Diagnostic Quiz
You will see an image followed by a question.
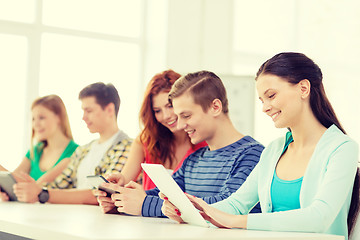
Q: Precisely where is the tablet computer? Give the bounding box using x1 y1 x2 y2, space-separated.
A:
141 163 209 227
0 171 18 201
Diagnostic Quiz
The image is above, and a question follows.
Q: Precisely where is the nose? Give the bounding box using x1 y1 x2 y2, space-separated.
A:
177 118 186 130
163 108 171 120
82 112 87 121
33 120 39 129
262 101 271 113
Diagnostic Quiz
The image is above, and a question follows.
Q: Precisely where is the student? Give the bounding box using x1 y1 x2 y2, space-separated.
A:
10 82 132 204
95 70 206 199
162 53 359 240
97 70 264 216
0 95 78 201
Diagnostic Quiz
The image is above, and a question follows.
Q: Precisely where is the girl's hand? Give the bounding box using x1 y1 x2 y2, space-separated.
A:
186 194 247 229
159 192 184 223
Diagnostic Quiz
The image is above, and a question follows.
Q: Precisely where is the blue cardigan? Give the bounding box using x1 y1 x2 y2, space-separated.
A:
212 125 358 239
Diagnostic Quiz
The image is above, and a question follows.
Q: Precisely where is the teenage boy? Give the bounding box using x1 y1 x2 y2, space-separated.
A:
13 82 132 204
97 71 264 216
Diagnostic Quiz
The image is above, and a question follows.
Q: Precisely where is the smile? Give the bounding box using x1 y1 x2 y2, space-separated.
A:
270 112 280 121
167 119 177 125
186 129 195 137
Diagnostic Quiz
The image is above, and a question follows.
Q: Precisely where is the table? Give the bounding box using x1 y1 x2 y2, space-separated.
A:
0 202 344 240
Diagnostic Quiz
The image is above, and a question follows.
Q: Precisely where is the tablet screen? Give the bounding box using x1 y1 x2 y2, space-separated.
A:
141 163 208 227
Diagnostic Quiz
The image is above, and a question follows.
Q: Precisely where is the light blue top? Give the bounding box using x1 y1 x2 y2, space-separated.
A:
271 132 303 212
212 125 358 240
271 171 303 212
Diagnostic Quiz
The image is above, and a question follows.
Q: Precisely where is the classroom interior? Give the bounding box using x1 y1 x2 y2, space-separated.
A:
0 1 360 240
0 0 359 172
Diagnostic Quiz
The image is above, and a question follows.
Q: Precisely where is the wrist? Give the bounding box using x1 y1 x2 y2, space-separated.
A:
240 215 248 229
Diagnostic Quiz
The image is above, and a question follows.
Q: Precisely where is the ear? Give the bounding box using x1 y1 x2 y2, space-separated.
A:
298 79 311 99
209 99 223 116
105 102 115 116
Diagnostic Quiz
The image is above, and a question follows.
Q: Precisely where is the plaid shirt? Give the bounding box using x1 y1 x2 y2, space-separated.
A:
45 130 132 189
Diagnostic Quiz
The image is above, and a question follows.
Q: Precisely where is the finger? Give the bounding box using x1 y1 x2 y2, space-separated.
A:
106 173 122 183
101 183 122 192
162 200 181 216
17 172 35 182
13 182 28 190
99 200 115 208
199 212 229 229
111 193 123 202
97 196 114 203
159 192 167 200
0 192 9 202
186 194 205 211
163 199 176 209
93 189 107 197
167 213 185 224
114 199 125 208
124 181 141 189
101 204 116 214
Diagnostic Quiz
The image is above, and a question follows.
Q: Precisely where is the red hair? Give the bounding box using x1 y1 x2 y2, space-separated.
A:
139 70 181 165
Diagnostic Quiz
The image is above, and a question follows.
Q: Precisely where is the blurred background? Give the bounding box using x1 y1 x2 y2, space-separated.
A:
0 0 359 170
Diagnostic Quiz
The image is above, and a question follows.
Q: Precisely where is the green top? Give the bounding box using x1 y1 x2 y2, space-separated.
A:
25 140 79 181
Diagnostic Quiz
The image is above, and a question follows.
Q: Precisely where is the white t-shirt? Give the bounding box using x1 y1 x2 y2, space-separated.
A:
76 131 119 189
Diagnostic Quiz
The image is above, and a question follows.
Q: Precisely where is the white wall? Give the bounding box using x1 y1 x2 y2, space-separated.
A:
163 0 360 147
1 0 359 170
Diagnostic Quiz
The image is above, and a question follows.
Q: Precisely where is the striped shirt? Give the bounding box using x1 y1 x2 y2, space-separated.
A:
142 136 264 217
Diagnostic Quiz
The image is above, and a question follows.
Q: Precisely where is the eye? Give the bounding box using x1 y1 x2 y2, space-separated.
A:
153 109 160 114
269 93 276 99
181 115 190 119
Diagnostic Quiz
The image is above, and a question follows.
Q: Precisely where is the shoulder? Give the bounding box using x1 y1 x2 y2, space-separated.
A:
68 140 79 149
233 136 265 157
320 125 357 147
315 125 358 158
261 135 287 156
77 140 94 151
113 138 133 149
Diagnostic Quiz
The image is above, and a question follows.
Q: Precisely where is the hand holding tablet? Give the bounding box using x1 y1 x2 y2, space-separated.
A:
141 163 209 227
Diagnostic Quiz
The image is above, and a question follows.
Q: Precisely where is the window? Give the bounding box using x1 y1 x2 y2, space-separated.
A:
0 34 28 170
0 0 145 170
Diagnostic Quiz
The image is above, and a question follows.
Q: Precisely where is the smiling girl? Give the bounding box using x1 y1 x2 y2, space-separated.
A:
162 53 359 240
0 95 78 201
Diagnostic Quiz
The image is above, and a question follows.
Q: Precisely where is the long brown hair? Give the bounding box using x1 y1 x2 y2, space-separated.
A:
139 70 181 165
30 95 73 158
256 52 359 234
256 52 345 133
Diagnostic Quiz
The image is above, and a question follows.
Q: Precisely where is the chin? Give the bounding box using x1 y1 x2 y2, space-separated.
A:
88 128 97 133
36 137 47 142
169 126 179 133
190 137 202 145
274 121 287 129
